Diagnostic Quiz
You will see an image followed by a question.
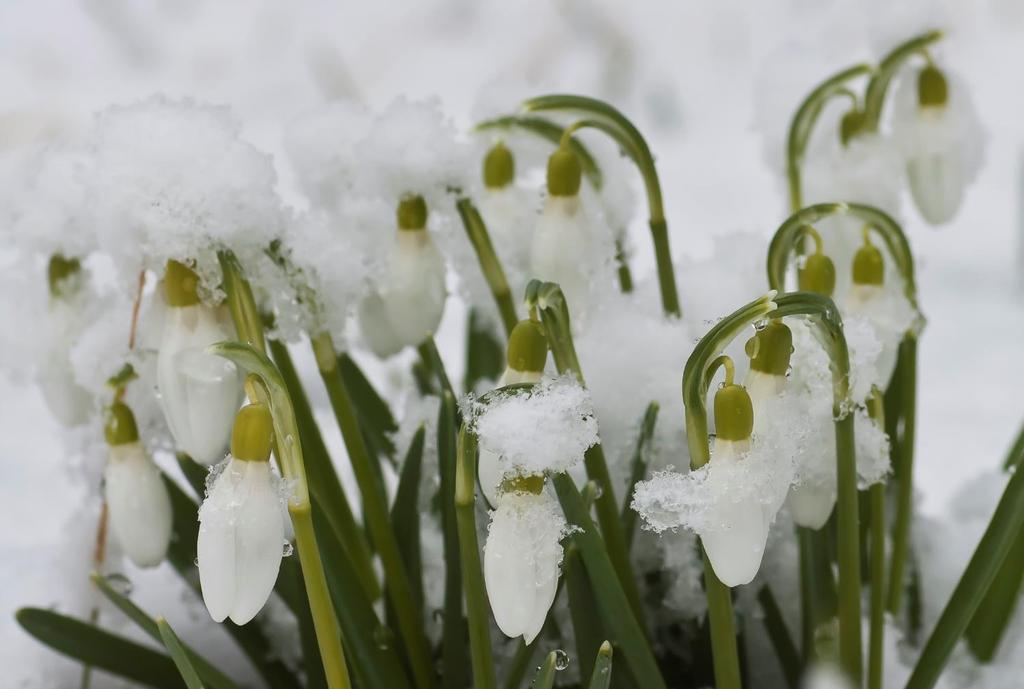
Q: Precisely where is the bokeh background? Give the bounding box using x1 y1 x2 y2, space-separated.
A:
2 0 1023 684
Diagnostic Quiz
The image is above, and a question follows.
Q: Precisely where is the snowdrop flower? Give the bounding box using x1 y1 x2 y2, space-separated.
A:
478 319 549 506
895 64 982 225
357 195 447 358
36 256 93 426
103 402 172 568
531 145 593 310
743 320 792 423
483 477 566 644
634 365 792 587
477 142 533 290
198 403 285 625
841 232 916 395
156 260 241 465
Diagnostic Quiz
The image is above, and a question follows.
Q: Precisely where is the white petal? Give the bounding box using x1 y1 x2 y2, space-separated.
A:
477 447 504 509
358 291 406 358
158 306 241 464
786 481 836 530
906 108 965 225
37 344 93 427
484 492 564 642
198 460 242 622
229 461 285 624
701 503 769 588
382 230 447 348
530 196 591 311
743 369 786 436
104 443 173 568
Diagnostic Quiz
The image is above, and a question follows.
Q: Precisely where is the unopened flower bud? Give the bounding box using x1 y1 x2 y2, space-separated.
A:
852 237 885 286
839 108 865 147
157 259 241 465
713 383 753 443
501 319 548 385
198 403 285 625
104 402 173 568
483 142 515 190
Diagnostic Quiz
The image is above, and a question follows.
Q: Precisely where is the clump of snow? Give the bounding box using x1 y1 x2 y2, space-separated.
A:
804 132 905 217
86 95 286 296
469 374 598 478
632 440 793 536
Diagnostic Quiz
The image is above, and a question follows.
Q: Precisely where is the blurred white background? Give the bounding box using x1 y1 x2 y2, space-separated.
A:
2 1 1023 684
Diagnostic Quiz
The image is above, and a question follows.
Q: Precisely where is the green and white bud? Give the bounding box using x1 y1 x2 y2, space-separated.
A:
531 146 591 310
358 194 448 358
198 403 285 625
38 255 94 427
157 260 241 465
499 319 548 385
743 320 793 434
104 402 173 568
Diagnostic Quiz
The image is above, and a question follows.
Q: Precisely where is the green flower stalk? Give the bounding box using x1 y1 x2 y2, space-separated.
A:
786 64 874 212
456 196 518 335
521 94 680 317
861 30 945 133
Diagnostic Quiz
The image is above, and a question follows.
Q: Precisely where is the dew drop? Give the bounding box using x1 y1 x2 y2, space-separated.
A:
282 541 294 557
106 572 134 596
753 319 768 332
193 557 200 567
553 649 569 671
373 625 394 650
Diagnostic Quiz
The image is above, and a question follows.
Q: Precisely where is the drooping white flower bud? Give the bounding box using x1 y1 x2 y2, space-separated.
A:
531 147 592 310
483 482 565 644
156 260 241 465
198 403 285 625
895 65 982 225
358 195 447 358
478 142 533 292
37 255 93 426
103 402 173 568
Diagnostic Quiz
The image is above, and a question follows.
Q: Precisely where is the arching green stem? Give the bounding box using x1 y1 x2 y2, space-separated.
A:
862 30 944 132
522 94 680 317
684 291 861 685
455 197 518 336
785 65 874 212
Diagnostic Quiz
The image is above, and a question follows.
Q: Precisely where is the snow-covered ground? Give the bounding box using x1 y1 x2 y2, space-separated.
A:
2 1 1024 685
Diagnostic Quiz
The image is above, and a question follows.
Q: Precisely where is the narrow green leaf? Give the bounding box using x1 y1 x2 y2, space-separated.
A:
270 338 380 603
533 651 559 689
157 618 205 689
552 473 667 689
439 393 471 689
1001 419 1024 471
565 543 605 675
391 425 426 610
758 586 800 689
589 641 614 689
311 502 415 689
906 463 1024 689
17 607 184 689
621 402 659 549
91 574 241 689
339 351 399 460
420 336 456 401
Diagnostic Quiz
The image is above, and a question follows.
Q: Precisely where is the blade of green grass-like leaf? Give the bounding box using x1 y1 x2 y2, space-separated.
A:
17 607 184 689
91 574 240 689
420 336 456 400
339 351 399 460
552 473 667 689
757 586 800 689
533 651 559 689
310 502 416 689
621 402 658 549
391 425 426 610
906 463 1024 689
589 641 614 689
439 392 471 689
270 339 381 602
565 542 605 675
157 618 205 689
